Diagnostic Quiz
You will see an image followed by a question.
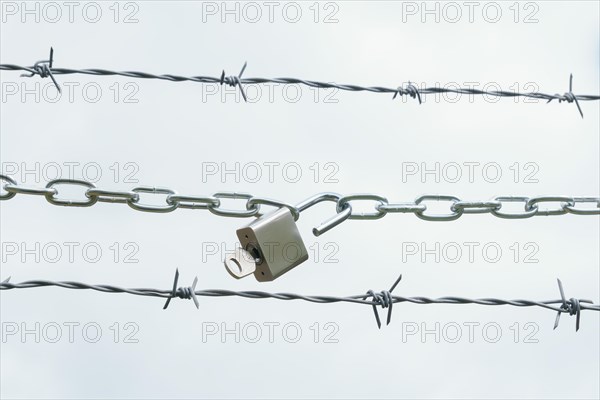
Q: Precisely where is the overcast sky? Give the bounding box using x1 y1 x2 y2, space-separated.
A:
1 1 599 399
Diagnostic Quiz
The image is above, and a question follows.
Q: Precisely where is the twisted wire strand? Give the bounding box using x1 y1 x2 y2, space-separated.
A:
2 48 599 117
1 272 597 331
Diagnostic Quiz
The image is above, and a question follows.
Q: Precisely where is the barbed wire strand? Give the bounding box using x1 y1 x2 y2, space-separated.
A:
1 48 599 117
1 270 598 331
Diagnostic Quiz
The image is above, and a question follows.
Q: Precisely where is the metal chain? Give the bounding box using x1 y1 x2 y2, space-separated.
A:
1 271 597 331
2 175 598 235
2 48 599 117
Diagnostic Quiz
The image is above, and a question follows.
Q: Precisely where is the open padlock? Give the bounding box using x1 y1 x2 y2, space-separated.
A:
224 208 309 282
223 193 356 281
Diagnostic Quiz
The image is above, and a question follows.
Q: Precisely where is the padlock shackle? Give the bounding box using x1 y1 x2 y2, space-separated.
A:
295 192 353 236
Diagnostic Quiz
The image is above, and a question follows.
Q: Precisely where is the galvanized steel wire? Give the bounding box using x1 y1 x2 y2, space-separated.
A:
1 272 597 331
1 48 599 117
2 49 599 334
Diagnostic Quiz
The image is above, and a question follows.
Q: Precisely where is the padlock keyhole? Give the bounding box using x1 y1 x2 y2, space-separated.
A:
245 243 262 263
251 248 261 263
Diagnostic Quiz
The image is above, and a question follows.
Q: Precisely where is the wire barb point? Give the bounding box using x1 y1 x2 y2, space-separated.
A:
363 273 403 329
220 61 248 102
393 82 422 104
178 276 200 309
163 269 180 310
554 278 583 331
547 74 583 118
19 47 61 93
2 53 598 113
1 272 597 333
163 269 200 310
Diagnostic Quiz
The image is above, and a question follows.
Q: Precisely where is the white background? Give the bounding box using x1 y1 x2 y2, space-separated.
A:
1 1 599 399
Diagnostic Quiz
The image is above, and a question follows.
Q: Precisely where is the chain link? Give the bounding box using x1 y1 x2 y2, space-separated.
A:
5 183 57 197
337 194 388 220
246 197 300 221
0 175 17 200
525 196 575 216
414 195 463 221
377 203 426 213
1 176 598 235
451 200 501 214
490 196 539 219
166 194 220 210
126 186 178 213
86 188 140 204
563 197 600 215
45 179 97 207
208 192 260 218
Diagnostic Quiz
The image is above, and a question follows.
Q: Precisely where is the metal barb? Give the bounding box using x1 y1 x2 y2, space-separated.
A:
177 276 200 309
547 74 583 118
1 273 598 332
554 278 583 331
363 290 382 329
163 269 200 309
19 47 61 93
162 269 180 310
220 62 247 102
568 74 584 118
363 273 403 329
393 82 422 104
2 52 598 113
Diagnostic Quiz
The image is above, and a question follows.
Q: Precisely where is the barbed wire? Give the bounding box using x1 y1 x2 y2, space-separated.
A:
1 175 599 236
1 48 599 117
1 271 598 331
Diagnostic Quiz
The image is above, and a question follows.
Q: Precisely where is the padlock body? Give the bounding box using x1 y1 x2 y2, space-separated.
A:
236 208 308 282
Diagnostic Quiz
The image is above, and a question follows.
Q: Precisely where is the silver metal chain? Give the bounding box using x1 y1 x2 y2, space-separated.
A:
1 175 598 236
